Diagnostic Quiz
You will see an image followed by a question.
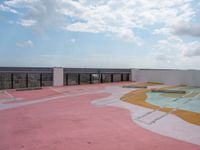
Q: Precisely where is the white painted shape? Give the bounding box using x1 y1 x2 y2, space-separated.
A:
4 90 14 98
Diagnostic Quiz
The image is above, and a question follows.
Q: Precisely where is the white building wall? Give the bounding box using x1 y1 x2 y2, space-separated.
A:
187 70 200 86
131 69 200 87
53 67 64 86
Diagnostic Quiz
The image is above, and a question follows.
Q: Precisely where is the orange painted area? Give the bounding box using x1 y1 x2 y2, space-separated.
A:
121 89 200 126
146 82 164 85
173 110 200 126
157 85 179 90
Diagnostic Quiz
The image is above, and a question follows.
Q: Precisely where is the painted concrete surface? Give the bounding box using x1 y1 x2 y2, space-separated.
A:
0 89 107 110
92 86 200 146
0 82 132 109
0 82 200 150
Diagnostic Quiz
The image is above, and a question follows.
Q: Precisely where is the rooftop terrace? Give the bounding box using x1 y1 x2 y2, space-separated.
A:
0 67 200 150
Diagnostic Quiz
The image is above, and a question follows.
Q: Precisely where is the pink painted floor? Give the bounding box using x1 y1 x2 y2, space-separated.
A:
0 82 200 150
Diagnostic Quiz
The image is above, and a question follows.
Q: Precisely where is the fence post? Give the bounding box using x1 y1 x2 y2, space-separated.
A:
26 73 28 88
89 74 92 84
78 74 80 85
121 74 123 81
100 74 103 83
65 74 68 85
40 73 42 87
111 74 113 82
11 73 14 89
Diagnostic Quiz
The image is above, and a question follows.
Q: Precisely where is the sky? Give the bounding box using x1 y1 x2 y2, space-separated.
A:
0 0 200 69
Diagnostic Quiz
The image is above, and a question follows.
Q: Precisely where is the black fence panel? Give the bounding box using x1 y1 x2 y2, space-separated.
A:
42 73 53 86
28 73 40 88
67 73 79 85
13 73 27 89
122 74 129 81
113 74 121 82
91 74 100 84
102 74 111 83
0 73 12 90
80 74 90 85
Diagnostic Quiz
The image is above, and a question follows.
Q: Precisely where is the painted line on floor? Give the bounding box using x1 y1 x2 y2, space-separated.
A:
49 87 63 94
0 90 105 110
4 90 14 98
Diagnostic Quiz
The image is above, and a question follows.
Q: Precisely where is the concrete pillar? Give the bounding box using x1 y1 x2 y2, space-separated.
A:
53 67 64 86
131 69 139 82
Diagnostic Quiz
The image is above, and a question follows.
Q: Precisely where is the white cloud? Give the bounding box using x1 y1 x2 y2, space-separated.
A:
16 40 34 47
173 21 200 37
155 54 172 63
66 38 76 43
4 0 38 8
66 22 99 33
3 0 197 44
0 4 20 14
19 19 37 27
69 38 76 43
153 28 173 35
183 42 200 57
150 38 200 69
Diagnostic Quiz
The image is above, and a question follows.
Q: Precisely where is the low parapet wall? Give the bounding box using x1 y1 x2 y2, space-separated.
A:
0 67 131 90
131 69 200 87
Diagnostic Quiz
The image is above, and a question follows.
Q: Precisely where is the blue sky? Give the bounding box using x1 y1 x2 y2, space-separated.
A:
0 0 200 69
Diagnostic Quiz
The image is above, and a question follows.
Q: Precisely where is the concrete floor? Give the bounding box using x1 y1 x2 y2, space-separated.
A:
0 82 200 150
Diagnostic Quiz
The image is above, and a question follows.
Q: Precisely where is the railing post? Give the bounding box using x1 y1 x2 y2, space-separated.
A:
100 74 103 83
111 74 113 82
26 73 28 88
89 74 92 84
78 74 80 85
11 73 14 89
40 73 42 87
66 74 68 85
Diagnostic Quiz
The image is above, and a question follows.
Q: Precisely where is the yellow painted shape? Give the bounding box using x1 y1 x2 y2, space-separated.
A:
147 82 163 85
173 109 200 126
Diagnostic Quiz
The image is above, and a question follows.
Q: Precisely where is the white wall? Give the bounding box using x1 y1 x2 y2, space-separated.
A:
53 67 64 86
131 69 200 87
